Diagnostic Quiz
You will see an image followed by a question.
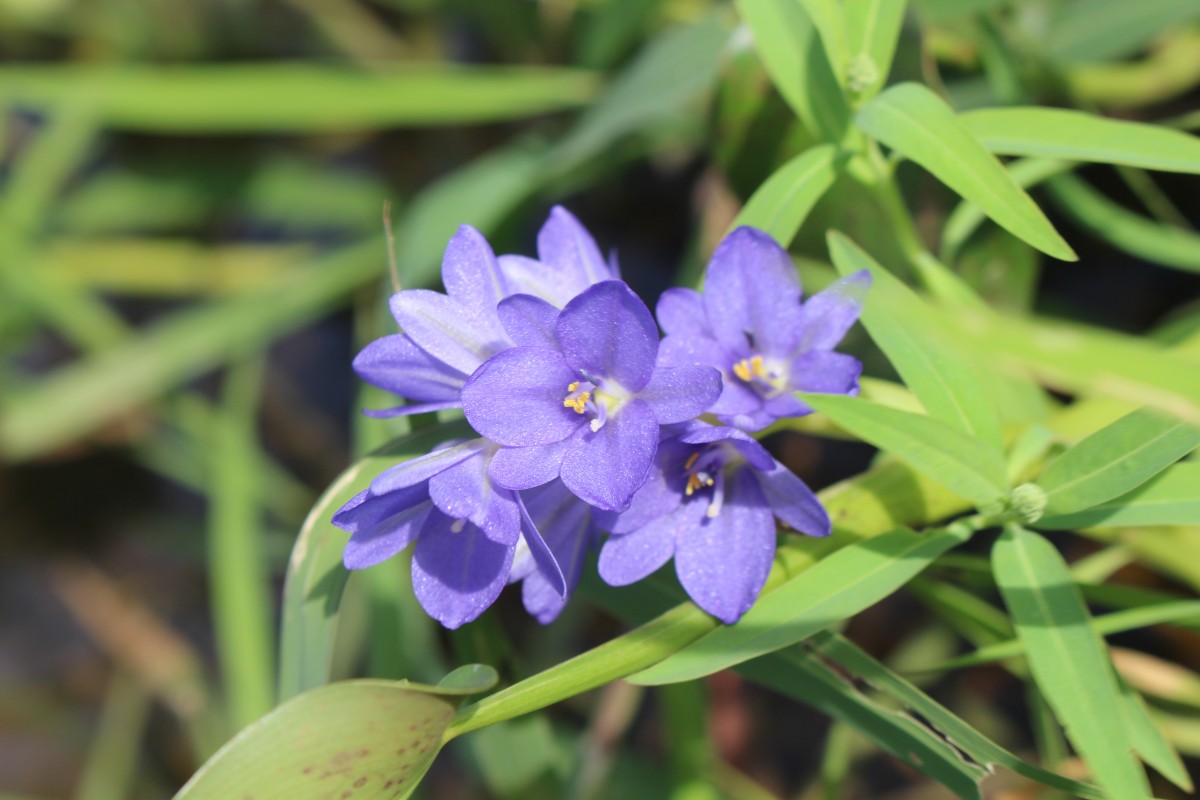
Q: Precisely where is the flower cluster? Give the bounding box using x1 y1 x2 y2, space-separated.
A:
334 207 869 627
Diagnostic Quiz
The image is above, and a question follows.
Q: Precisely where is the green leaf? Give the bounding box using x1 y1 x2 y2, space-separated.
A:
278 422 473 701
734 0 851 142
1045 173 1200 274
941 158 1073 263
739 647 989 800
932 306 1200 426
0 64 599 133
173 681 455 800
398 664 499 696
828 232 1003 452
855 83 1076 261
1038 462 1200 529
961 107 1200 173
799 0 850 84
803 395 1009 505
1118 674 1194 792
550 16 729 168
732 145 840 246
1045 0 1200 64
842 0 906 99
1036 407 1199 516
811 632 1109 799
630 524 971 685
992 524 1153 800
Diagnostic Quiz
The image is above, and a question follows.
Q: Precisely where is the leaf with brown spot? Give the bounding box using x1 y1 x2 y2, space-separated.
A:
173 680 454 800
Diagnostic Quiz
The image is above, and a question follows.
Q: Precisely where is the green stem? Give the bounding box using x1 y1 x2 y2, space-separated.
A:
444 602 717 739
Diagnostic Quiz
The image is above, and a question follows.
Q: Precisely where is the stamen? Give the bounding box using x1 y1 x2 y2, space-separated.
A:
567 381 579 392
684 452 700 471
706 471 726 518
562 390 591 414
749 355 764 376
450 518 466 533
732 359 752 382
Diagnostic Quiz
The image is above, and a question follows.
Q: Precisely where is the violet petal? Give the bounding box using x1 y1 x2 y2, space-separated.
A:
753 460 831 538
352 334 466 402
703 227 804 357
462 347 582 446
557 281 659 392
411 512 514 629
488 440 570 490
675 468 776 624
638 365 723 424
497 293 559 349
798 270 870 351
560 398 659 512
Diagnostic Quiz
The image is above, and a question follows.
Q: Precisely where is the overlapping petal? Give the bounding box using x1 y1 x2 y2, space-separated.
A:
557 281 658 391
428 449 520 545
411 513 514 629
674 469 776 624
390 289 506 376
638 365 722 424
791 350 863 395
702 227 804 357
752 461 831 538
560 398 658 512
497 294 559 349
488 440 570 490
352 334 466 402
797 270 870 351
462 347 581 446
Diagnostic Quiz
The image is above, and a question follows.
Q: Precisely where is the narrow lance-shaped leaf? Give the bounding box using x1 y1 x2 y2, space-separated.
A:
173 681 456 800
961 107 1200 174
1038 462 1200 530
811 632 1110 799
992 524 1153 800
734 0 851 143
855 83 1076 261
740 647 988 800
843 0 907 99
732 145 840 246
1044 173 1200 274
1118 673 1193 792
828 231 1003 452
1035 407 1199 516
631 524 971 685
803 394 1009 506
0 64 600 133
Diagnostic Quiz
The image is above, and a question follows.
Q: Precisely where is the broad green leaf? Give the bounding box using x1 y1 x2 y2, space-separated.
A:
550 16 729 168
828 232 1003 452
961 107 1200 173
1119 675 1193 792
811 632 1109 799
992 524 1152 800
843 0 906 99
278 422 472 701
1045 0 1200 64
1038 462 1200 529
803 395 1009 505
173 681 455 800
855 83 1076 261
1045 173 1200 274
740 647 989 800
1036 407 1199 516
630 525 970 685
0 64 598 132
942 158 1072 263
734 0 851 142
732 145 840 246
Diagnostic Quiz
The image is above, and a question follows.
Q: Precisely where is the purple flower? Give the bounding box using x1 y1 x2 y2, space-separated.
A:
498 206 619 308
353 208 618 418
333 439 565 629
596 422 830 624
508 480 599 624
461 280 722 513
658 227 869 432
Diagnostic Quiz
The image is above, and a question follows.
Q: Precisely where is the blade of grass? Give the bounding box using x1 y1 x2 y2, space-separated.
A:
207 354 275 729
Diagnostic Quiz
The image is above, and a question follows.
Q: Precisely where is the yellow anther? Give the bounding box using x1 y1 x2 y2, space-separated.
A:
563 390 591 414
732 355 768 383
567 381 580 392
684 452 700 471
685 474 703 496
